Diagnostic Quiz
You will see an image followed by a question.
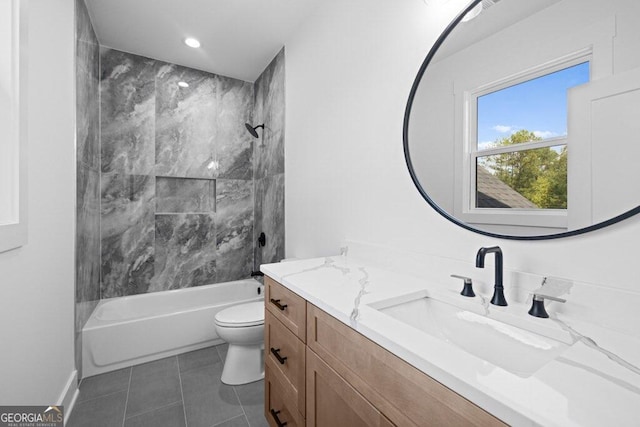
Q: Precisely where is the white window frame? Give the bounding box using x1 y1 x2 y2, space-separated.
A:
458 49 591 229
0 0 28 253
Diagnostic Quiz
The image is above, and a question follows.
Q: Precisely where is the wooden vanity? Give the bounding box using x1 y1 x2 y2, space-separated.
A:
263 276 506 427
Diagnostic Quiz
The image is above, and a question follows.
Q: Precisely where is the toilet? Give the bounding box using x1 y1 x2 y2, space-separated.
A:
214 300 265 385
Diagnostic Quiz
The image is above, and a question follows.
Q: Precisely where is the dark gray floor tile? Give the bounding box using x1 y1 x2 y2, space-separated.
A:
178 346 221 373
243 406 268 427
234 380 267 427
78 368 131 402
214 414 250 427
182 364 244 427
67 390 127 427
124 402 186 427
126 357 182 417
234 380 264 407
131 356 178 377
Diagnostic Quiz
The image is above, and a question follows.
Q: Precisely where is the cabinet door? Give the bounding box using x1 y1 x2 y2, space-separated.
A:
266 276 307 342
265 310 306 414
306 348 394 427
265 358 305 427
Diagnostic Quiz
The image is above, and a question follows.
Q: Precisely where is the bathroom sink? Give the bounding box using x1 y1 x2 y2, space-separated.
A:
370 292 573 377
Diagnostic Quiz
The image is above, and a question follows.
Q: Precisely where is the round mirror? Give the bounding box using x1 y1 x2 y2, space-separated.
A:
404 0 640 239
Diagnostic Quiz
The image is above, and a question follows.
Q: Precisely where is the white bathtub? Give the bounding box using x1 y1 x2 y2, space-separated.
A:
82 279 263 377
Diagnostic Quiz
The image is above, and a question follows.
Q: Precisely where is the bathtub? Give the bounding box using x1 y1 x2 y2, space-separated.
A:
82 279 263 378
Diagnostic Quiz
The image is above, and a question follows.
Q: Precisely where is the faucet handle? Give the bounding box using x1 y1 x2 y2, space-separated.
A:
532 293 566 303
528 293 566 318
451 274 475 297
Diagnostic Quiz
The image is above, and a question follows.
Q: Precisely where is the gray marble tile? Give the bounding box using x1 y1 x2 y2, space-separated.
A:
253 49 285 180
76 36 99 169
152 214 217 291
76 164 101 311
254 174 284 266
101 48 156 175
101 173 155 298
155 64 218 179
75 0 98 45
215 75 254 180
216 180 254 282
76 2 100 380
156 177 215 213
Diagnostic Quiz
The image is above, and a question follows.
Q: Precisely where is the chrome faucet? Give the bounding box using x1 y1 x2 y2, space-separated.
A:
475 246 507 306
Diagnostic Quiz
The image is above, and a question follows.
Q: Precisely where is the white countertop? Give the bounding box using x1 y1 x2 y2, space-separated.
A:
261 254 640 427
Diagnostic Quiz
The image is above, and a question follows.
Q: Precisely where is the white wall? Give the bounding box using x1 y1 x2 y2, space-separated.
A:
0 0 76 406
284 0 640 293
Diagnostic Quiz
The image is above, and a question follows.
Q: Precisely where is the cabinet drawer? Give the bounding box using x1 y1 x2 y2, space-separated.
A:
265 358 305 427
265 310 306 415
265 276 306 342
307 303 507 427
307 347 394 427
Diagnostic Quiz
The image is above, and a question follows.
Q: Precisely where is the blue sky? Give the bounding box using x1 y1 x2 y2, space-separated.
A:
477 62 590 149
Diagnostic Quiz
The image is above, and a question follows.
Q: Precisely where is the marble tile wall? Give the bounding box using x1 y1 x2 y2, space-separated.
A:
100 174 155 298
216 180 254 282
75 0 101 378
156 177 215 213
253 49 286 265
152 213 217 291
99 48 259 297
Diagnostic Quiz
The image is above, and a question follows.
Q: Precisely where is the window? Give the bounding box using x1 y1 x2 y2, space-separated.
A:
0 0 27 253
465 56 590 228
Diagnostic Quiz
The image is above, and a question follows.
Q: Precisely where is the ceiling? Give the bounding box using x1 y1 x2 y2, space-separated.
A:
433 0 561 62
84 0 319 82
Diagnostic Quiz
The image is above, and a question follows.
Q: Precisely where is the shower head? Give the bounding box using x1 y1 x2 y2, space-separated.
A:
245 123 264 138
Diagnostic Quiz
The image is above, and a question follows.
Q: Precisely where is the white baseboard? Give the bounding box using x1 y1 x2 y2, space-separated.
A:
57 369 79 424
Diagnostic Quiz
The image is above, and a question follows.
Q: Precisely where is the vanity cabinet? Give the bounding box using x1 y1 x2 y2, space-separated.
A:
306 347 394 427
264 276 506 427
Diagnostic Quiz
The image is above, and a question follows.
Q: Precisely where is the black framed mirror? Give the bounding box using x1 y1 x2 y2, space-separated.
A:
404 0 640 240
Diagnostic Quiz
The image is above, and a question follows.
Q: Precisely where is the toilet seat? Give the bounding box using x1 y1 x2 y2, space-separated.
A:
215 301 264 328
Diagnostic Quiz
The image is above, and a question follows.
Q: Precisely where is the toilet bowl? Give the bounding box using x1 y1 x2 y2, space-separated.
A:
214 300 265 385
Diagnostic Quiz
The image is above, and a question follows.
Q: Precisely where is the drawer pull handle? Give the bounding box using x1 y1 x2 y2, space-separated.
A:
270 347 288 365
270 298 288 311
270 409 288 427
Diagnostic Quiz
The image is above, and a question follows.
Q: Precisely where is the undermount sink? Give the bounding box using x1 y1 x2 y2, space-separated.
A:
370 291 573 377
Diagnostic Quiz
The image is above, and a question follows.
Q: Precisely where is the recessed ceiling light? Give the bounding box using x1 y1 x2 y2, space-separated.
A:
184 37 201 48
178 81 189 88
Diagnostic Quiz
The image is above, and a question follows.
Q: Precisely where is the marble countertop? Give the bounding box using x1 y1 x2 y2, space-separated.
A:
261 255 640 427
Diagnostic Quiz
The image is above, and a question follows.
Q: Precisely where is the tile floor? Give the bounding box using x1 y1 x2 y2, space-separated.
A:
67 344 268 427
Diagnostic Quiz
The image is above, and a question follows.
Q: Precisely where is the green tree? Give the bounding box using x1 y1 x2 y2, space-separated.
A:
482 130 567 209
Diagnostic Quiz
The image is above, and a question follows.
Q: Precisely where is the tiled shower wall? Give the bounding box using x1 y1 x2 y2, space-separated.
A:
75 0 101 378
254 49 286 267
75 0 285 343
99 48 258 298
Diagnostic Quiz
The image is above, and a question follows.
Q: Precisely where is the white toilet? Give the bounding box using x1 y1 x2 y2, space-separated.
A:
214 300 265 385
